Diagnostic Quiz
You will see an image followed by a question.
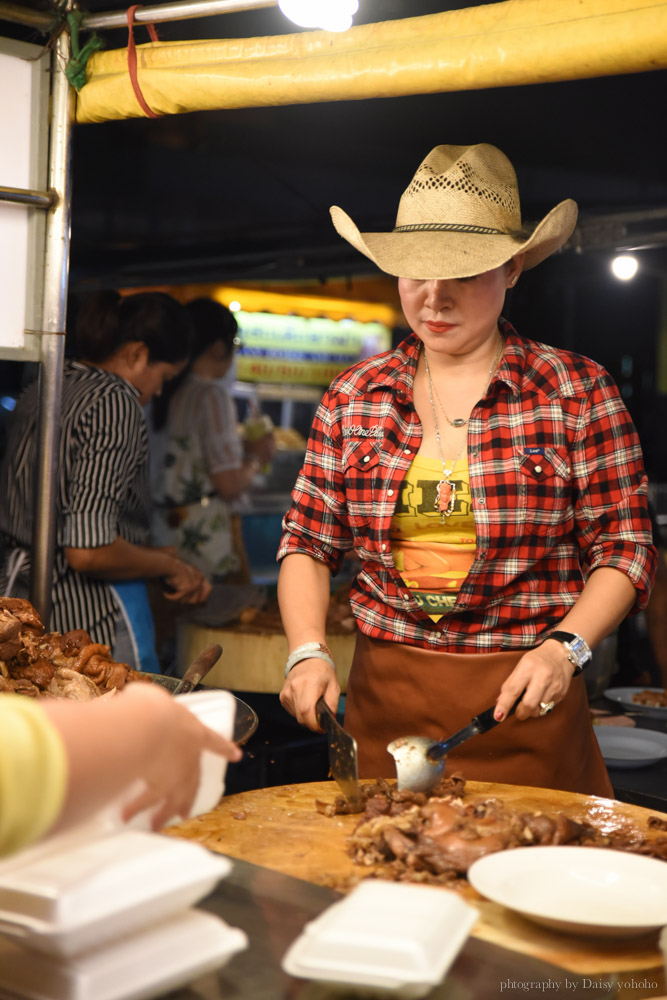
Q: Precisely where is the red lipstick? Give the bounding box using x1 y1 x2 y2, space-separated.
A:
425 321 455 332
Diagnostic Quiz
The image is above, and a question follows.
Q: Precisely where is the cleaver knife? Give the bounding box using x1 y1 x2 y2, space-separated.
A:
317 696 362 811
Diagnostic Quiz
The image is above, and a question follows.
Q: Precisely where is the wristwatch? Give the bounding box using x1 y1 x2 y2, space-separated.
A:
543 631 592 675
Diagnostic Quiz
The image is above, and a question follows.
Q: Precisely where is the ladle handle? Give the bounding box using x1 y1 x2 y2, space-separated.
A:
472 693 524 732
427 693 525 761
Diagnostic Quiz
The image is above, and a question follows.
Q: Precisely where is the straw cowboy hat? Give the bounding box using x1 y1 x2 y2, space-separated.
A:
330 143 578 280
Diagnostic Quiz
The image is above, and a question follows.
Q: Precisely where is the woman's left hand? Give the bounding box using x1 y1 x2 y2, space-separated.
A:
494 639 575 722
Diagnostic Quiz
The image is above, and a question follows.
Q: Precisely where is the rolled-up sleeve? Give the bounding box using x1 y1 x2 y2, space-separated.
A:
278 393 353 574
572 372 657 609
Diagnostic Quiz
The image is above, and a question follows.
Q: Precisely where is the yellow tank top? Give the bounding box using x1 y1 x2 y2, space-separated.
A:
390 455 476 622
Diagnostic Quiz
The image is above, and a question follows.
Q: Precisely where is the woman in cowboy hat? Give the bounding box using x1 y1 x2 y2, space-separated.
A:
276 143 656 795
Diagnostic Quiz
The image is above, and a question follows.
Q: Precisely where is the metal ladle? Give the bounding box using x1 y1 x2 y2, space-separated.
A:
387 695 523 793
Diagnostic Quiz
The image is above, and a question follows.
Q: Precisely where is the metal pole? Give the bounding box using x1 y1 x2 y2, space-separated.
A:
30 28 74 624
82 0 275 30
0 1 56 30
0 185 57 209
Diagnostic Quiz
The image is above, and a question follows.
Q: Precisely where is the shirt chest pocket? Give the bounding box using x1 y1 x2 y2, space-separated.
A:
343 439 382 525
518 448 572 535
519 449 570 484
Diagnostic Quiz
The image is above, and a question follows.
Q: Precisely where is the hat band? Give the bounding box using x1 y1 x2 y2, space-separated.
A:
393 222 508 235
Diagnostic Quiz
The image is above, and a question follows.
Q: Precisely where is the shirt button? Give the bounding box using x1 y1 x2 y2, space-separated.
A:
363 455 370 463
478 496 486 505
479 551 487 559
534 464 543 474
429 634 438 643
404 449 411 456
387 489 394 497
381 543 387 551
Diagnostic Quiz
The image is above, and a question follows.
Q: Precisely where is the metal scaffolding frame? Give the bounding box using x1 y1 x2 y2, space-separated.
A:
0 0 274 623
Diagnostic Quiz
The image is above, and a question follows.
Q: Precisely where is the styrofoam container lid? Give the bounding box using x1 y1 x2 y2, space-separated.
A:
0 907 247 1000
0 828 232 957
282 879 477 996
124 688 238 831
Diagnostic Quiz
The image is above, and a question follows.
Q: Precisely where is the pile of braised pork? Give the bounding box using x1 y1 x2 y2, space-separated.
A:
317 775 667 886
0 597 150 700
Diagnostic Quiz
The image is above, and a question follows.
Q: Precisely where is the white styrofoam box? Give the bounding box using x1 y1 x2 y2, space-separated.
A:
176 689 237 817
282 879 477 997
0 907 247 1000
0 828 232 957
123 689 238 831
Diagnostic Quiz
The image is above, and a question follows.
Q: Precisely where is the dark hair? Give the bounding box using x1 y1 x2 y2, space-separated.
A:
69 290 193 365
185 298 238 362
151 297 238 432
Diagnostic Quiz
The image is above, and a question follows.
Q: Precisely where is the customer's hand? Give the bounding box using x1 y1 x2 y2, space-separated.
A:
162 557 211 604
494 641 575 722
118 684 242 829
279 658 340 731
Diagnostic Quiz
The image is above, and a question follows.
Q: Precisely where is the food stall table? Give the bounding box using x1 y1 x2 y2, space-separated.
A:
169 780 667 999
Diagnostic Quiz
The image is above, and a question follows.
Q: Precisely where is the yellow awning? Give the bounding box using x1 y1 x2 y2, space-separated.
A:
76 0 667 124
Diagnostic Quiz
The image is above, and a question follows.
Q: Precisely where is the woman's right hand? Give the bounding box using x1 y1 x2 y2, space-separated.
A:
279 658 340 731
162 557 211 604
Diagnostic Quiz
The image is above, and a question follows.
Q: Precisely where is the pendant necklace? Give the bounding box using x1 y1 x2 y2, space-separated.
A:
427 337 504 428
423 337 504 521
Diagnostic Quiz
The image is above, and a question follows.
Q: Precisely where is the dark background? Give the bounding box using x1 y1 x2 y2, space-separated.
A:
3 0 667 477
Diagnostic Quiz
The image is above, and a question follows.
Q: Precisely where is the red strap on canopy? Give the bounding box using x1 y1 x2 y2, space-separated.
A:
126 5 161 118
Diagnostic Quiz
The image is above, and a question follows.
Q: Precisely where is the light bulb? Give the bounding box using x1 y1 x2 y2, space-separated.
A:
279 0 358 31
611 255 638 281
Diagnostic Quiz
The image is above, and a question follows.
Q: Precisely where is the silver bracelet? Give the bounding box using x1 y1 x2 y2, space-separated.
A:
284 641 335 678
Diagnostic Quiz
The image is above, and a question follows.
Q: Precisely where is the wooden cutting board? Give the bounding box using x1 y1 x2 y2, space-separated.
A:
168 779 667 977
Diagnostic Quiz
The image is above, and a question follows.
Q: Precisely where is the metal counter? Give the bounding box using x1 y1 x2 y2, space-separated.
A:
163 857 665 1000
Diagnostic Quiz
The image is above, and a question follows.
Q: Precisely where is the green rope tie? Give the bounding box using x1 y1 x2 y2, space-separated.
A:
65 10 105 91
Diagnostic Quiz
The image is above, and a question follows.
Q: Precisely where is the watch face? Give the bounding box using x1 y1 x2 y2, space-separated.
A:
568 637 591 666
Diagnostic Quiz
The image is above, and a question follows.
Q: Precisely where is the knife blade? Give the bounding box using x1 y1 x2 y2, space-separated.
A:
316 696 362 811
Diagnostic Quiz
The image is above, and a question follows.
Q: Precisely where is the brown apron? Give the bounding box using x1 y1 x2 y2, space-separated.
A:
343 632 613 797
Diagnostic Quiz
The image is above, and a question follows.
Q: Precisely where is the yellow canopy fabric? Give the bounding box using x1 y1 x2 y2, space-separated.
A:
76 0 667 123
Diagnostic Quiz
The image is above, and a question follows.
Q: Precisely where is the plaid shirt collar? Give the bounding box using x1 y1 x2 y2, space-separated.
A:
366 320 585 408
366 318 526 401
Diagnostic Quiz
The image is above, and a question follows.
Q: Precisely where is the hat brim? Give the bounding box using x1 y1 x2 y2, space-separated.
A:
330 199 578 280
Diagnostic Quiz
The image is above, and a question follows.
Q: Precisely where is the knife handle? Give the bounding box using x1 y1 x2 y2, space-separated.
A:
172 643 222 695
316 695 335 729
473 693 523 733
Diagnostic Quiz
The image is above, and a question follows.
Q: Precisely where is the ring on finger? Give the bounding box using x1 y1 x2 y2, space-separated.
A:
539 700 555 716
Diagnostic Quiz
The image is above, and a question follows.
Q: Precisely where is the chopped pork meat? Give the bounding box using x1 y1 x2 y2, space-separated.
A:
330 775 667 886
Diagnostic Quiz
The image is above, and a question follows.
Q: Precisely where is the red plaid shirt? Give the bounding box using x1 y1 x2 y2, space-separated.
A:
278 323 656 652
